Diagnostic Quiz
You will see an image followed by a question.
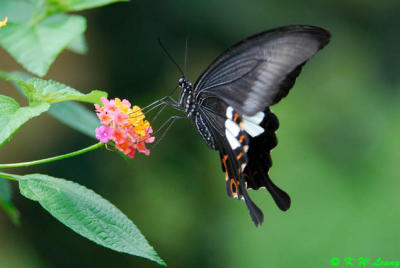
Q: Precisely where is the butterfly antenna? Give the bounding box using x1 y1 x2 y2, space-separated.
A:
184 36 189 76
158 37 185 77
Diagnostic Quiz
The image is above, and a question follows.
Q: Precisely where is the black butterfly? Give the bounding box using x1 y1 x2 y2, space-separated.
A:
159 25 330 226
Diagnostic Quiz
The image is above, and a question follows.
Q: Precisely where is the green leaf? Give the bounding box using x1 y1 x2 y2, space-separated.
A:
0 71 101 137
48 101 100 138
0 95 50 146
0 70 31 82
66 33 88 55
0 0 35 24
0 178 20 225
1 71 106 104
46 0 128 14
0 14 86 77
9 76 107 104
18 174 166 265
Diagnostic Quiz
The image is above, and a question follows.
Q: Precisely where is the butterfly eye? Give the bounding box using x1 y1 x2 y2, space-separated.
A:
178 77 185 87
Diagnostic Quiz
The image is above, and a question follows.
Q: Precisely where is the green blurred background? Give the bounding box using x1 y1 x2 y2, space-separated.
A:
1 0 400 267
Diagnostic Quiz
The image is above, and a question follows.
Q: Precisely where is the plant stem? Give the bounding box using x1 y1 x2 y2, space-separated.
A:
0 172 18 181
0 143 104 169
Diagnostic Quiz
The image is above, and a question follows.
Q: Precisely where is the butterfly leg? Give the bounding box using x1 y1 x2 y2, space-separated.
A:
150 96 182 123
152 115 185 148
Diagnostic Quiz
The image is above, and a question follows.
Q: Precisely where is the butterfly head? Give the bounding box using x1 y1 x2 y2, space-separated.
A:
178 77 191 88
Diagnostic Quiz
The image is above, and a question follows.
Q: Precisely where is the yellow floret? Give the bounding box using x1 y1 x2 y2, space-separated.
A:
0 17 8 28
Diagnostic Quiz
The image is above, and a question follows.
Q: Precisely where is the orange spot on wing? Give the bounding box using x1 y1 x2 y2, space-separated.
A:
222 154 229 180
233 113 239 122
222 155 228 169
239 135 245 143
230 178 238 196
236 152 243 160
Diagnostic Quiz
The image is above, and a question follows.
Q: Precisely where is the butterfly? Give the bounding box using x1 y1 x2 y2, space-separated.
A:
158 25 330 226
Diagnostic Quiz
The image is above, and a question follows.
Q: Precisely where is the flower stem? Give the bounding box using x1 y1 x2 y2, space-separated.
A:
0 143 105 169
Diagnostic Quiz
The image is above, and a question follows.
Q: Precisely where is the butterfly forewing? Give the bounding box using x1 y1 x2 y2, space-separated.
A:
195 25 331 115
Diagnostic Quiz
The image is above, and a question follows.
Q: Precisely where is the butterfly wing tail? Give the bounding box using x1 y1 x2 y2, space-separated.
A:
239 184 264 226
245 169 291 211
264 174 291 211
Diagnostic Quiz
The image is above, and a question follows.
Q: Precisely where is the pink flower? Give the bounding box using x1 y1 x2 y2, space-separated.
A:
111 128 127 144
122 99 131 107
97 111 112 125
101 97 118 114
144 127 155 143
94 97 155 158
113 111 128 126
96 126 112 143
137 141 150 156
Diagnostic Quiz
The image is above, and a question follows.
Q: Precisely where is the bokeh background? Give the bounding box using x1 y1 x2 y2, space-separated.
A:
1 0 400 267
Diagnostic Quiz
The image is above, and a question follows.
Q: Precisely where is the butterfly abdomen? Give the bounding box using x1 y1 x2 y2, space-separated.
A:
194 111 216 149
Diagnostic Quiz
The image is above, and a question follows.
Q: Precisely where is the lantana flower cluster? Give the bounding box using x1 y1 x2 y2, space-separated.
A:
95 97 155 158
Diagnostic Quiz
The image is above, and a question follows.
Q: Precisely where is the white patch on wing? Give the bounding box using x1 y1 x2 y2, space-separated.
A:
226 106 234 120
241 163 247 171
224 108 241 149
241 112 265 137
225 119 240 137
243 145 249 153
225 129 240 149
242 111 264 124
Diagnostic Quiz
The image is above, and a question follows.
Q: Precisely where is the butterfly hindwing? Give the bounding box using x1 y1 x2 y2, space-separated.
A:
215 118 264 226
243 108 291 211
199 98 291 225
197 98 264 225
